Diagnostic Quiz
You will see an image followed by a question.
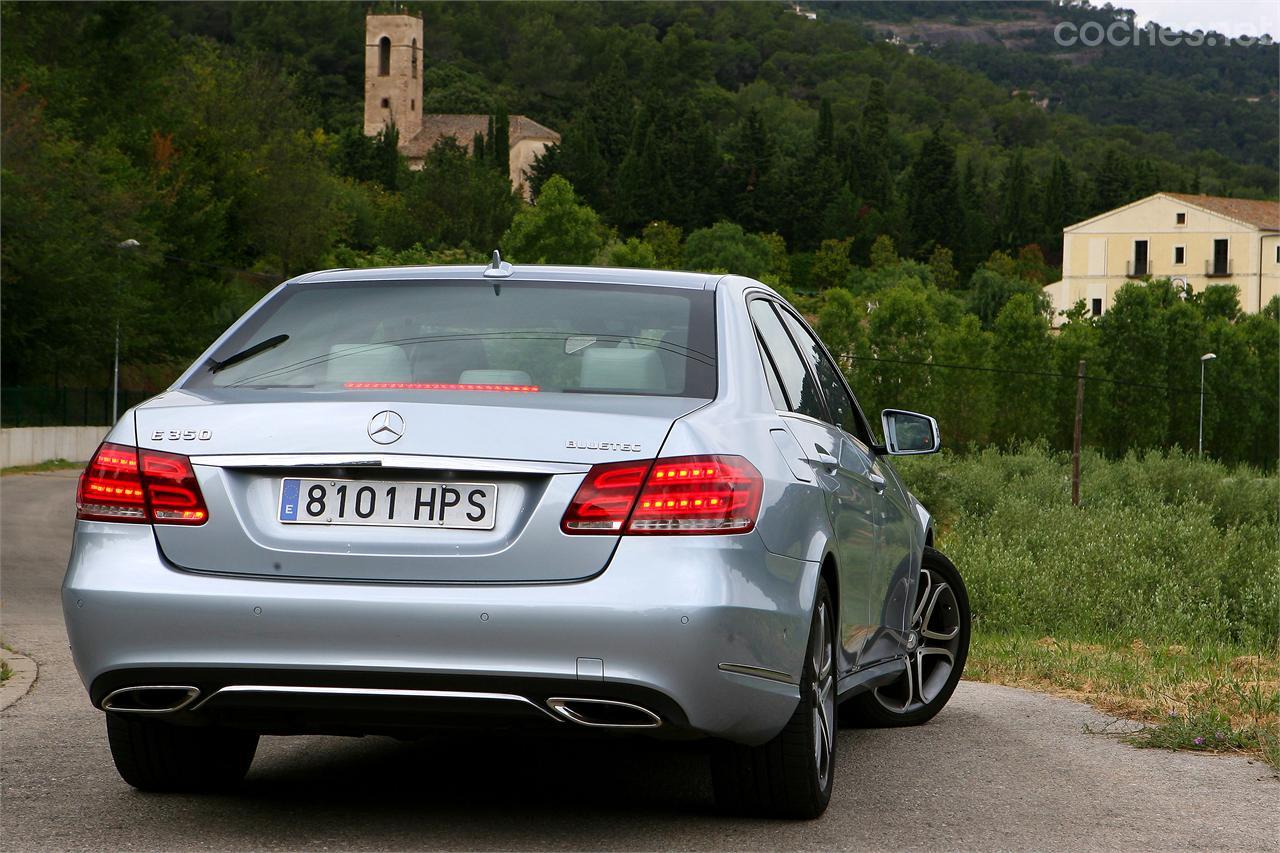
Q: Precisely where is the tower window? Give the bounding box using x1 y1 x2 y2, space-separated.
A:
380 97 390 109
410 99 415 111
411 39 418 78
1175 212 1186 225
378 36 391 76
1173 246 1185 265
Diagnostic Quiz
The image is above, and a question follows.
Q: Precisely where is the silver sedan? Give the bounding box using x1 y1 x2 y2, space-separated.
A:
64 260 970 818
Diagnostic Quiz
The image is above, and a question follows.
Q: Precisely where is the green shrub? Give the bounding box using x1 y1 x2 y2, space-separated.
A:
895 447 1279 649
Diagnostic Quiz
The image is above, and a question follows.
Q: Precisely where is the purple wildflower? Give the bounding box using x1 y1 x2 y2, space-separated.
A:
1194 736 1205 746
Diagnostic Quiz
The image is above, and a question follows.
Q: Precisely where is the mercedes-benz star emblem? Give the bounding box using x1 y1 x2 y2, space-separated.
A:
367 410 405 445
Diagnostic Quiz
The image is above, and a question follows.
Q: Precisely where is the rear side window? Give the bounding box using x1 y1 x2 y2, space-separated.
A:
748 300 828 422
778 310 859 435
186 281 716 398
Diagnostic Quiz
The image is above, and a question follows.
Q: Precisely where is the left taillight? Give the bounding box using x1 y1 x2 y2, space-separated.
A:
77 442 209 525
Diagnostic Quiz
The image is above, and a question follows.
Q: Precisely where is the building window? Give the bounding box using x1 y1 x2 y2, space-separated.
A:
1091 298 1103 317
410 99 415 111
1173 246 1185 265
378 36 391 76
380 97 390 109
1175 212 1186 225
1275 245 1279 263
411 39 418 78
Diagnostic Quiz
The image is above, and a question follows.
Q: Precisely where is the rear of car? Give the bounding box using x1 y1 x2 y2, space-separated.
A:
63 267 818 767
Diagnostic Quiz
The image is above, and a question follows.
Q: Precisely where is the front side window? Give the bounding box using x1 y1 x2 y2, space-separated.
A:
187 281 716 399
1173 245 1185 265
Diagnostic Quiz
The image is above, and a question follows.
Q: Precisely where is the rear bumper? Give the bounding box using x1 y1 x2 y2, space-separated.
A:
63 522 818 745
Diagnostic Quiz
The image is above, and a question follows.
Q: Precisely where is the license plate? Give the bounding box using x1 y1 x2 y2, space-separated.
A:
279 478 497 530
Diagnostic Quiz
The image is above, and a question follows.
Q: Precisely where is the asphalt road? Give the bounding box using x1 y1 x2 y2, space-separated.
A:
2 471 1276 851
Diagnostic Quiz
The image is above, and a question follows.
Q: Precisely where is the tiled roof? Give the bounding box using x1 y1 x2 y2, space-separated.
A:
401 114 560 158
1162 193 1280 231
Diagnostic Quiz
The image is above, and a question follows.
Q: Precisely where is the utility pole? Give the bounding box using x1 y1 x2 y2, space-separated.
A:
1071 359 1085 507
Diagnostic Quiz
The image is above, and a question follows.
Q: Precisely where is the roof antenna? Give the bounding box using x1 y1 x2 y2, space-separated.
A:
483 249 513 293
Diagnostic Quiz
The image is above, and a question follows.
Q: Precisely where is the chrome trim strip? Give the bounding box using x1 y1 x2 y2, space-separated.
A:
717 663 799 686
189 453 591 475
102 685 201 714
190 685 563 721
545 697 663 728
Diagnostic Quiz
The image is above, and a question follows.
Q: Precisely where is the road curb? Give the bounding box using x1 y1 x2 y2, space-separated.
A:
0 647 38 711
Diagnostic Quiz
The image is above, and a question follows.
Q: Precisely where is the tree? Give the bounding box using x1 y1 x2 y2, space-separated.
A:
594 237 658 269
928 245 959 291
500 175 605 265
1094 147 1135 211
968 267 1051 329
990 293 1053 445
642 220 684 269
870 234 898 269
816 288 867 367
490 104 510 174
406 137 521 252
930 315 995 449
683 221 772 278
997 149 1038 249
864 285 938 416
1097 283 1170 454
907 126 959 255
809 238 853 290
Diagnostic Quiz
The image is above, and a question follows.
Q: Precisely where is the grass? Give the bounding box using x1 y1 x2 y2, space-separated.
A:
0 659 11 685
895 444 1280 768
0 458 83 476
966 633 1279 769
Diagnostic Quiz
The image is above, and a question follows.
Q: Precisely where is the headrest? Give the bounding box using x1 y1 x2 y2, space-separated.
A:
326 344 411 383
579 348 664 391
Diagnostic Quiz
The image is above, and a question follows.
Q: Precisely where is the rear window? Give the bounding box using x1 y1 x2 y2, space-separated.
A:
185 280 717 398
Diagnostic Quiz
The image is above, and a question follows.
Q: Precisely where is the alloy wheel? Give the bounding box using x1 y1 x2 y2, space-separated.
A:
811 598 836 789
873 567 961 714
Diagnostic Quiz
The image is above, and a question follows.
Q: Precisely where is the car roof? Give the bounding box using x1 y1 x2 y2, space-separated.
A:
293 264 724 291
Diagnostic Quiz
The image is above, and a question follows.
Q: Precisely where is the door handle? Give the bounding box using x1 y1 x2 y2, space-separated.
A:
811 449 839 473
868 472 887 493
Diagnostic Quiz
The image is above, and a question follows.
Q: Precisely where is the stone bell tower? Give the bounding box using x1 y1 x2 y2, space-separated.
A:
363 12 424 140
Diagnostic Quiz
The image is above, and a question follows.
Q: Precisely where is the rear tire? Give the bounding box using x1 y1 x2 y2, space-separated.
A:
711 578 835 819
840 547 969 728
106 714 258 792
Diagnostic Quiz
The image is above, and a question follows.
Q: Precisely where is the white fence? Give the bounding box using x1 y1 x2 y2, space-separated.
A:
1 426 108 469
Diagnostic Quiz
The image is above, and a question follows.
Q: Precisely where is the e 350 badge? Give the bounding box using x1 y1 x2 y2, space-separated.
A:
151 430 213 441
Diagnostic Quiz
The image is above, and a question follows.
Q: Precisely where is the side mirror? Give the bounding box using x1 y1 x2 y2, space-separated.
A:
880 409 940 455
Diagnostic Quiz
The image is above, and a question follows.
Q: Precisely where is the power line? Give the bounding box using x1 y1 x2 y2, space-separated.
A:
844 353 1212 397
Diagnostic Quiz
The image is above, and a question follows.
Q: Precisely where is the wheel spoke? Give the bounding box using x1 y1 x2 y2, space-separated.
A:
922 624 959 641
918 646 955 667
911 569 933 626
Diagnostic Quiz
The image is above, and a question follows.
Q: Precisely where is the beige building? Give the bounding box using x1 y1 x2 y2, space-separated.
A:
363 12 559 198
1045 192 1280 324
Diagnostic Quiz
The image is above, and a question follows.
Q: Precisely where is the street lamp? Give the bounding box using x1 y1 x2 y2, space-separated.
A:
1199 352 1216 459
113 239 141 423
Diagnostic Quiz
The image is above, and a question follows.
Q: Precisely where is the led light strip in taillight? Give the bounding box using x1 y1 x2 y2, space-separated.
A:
76 442 209 525
344 382 540 392
561 455 763 536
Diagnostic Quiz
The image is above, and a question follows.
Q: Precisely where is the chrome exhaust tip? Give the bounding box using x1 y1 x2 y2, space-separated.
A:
101 686 200 714
546 697 662 728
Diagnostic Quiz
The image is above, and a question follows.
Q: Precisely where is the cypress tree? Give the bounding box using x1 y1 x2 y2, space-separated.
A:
492 104 510 175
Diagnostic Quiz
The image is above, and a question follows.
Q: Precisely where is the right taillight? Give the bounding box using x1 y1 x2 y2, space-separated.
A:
77 442 209 525
561 454 762 536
